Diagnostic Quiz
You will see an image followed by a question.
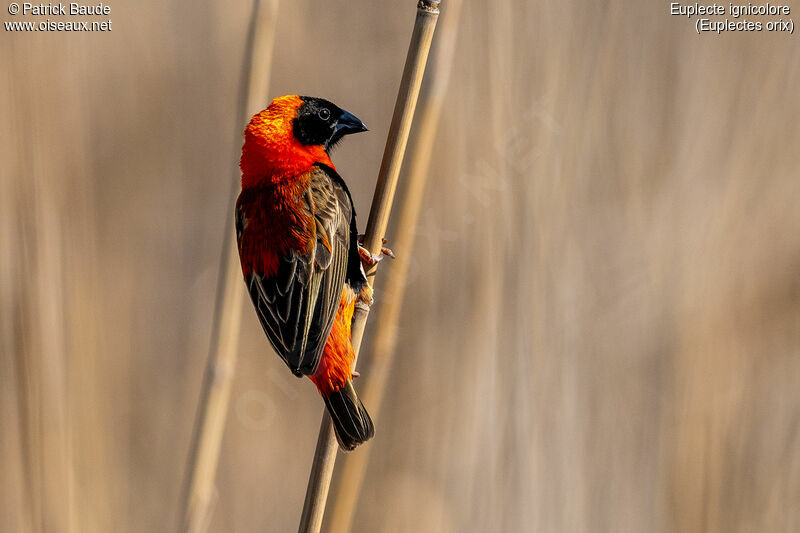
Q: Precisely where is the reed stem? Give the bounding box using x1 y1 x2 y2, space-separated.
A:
325 1 463 529
179 1 279 532
297 2 441 532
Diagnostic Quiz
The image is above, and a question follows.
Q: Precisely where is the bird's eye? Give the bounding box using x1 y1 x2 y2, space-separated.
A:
318 108 331 121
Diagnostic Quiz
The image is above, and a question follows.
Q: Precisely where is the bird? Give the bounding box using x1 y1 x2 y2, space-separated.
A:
236 95 389 451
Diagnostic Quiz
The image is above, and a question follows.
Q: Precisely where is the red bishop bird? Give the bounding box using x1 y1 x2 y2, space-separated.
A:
236 95 388 450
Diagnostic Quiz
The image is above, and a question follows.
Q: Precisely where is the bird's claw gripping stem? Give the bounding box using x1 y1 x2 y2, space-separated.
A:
357 234 395 267
355 235 393 308
356 283 374 308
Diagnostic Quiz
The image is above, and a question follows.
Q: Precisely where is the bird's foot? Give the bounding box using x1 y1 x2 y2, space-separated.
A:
357 283 374 307
351 370 361 380
357 235 395 267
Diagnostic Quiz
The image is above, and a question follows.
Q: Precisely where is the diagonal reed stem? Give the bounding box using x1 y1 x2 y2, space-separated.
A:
179 1 279 532
297 2 441 532
325 2 463 530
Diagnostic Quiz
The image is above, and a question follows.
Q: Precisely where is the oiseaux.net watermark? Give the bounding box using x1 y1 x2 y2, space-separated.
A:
5 2 112 32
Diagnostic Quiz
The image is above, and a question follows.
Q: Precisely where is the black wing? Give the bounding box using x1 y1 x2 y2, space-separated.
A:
315 163 368 293
238 165 353 376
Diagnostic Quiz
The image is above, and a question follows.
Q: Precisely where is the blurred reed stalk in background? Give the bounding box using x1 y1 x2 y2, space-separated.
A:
179 1 279 531
298 2 441 532
325 0 464 530
6 121 75 533
1 35 98 533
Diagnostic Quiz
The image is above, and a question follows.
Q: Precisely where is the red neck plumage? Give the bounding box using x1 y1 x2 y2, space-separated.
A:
239 110 334 189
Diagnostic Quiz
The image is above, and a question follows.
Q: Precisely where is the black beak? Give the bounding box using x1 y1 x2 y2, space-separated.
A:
334 109 368 135
328 109 368 149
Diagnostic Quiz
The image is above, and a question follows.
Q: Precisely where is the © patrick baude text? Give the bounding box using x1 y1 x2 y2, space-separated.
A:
5 2 112 32
670 2 795 34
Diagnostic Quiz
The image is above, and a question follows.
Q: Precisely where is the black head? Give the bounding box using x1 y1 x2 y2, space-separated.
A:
293 96 368 151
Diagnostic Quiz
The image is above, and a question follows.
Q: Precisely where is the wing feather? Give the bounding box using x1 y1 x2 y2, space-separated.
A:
238 165 352 375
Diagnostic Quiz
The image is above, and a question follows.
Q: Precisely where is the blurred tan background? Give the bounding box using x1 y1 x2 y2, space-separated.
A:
2 0 800 532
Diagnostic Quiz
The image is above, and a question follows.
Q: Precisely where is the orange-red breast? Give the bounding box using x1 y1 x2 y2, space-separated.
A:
236 95 373 450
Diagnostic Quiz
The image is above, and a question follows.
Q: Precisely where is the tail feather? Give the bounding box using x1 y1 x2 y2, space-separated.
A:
323 380 374 451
